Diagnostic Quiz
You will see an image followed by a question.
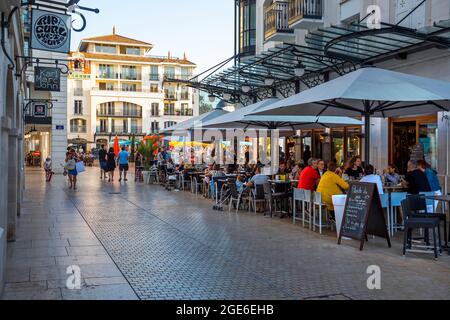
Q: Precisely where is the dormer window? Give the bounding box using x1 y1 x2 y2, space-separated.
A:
120 46 140 55
95 44 117 54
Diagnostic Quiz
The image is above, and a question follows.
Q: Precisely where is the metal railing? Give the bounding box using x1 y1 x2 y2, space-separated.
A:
96 110 142 117
96 127 143 134
264 1 292 40
164 91 177 100
70 125 87 133
180 92 190 100
120 73 142 81
288 0 323 25
149 74 160 81
96 72 119 79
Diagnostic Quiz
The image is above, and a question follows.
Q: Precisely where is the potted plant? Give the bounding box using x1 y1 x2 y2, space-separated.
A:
137 136 159 171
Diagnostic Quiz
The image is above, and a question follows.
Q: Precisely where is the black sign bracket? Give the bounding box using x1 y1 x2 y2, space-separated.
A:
23 98 57 121
15 56 70 79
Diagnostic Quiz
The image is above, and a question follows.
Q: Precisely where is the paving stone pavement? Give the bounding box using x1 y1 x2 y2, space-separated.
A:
2 167 449 300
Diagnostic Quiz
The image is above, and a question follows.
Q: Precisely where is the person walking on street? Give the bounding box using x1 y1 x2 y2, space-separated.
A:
118 146 129 182
64 152 78 190
106 147 116 182
98 144 107 180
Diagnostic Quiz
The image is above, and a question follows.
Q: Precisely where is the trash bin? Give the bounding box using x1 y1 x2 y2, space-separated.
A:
332 195 348 239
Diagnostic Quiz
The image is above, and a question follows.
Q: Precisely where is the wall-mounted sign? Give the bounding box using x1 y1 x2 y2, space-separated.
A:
56 125 65 130
35 67 61 92
31 9 71 53
33 103 46 117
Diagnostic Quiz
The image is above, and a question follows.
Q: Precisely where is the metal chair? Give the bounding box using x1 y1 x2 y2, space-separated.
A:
420 191 448 247
250 184 266 215
390 192 407 235
263 182 286 218
227 181 243 214
312 191 328 234
293 188 304 225
301 189 312 229
401 196 442 259
379 193 390 236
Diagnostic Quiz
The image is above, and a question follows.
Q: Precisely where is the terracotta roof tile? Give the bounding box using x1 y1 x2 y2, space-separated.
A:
82 34 153 47
78 52 196 66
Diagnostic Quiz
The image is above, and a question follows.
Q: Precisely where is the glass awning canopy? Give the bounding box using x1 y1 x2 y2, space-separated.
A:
167 19 450 103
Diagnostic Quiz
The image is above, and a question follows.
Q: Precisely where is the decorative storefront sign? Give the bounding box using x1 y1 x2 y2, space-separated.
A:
31 9 71 53
34 67 61 92
33 103 47 117
56 125 65 130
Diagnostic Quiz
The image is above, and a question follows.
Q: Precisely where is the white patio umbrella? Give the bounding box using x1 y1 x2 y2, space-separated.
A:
161 106 229 134
202 98 363 130
249 66 450 162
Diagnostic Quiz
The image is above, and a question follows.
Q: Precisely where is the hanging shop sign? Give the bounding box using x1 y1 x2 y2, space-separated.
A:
34 67 61 92
31 9 71 53
33 103 47 117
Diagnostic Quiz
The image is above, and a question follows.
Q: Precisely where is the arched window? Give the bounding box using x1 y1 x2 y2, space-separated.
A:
70 119 87 133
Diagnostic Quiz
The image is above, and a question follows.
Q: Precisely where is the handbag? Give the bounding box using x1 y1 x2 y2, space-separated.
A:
75 161 85 173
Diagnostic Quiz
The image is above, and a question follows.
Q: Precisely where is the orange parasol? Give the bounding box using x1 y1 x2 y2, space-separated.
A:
113 136 120 157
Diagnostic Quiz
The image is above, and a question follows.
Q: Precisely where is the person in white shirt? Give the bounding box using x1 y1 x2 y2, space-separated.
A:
360 164 384 195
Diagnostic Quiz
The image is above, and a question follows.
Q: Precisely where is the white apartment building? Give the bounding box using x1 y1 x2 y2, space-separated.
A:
232 0 450 189
67 30 199 151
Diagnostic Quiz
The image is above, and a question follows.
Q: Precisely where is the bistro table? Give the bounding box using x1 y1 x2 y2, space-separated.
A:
425 194 450 254
268 180 298 218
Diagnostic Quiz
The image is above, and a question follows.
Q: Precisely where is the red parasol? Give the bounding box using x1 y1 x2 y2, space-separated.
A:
113 136 120 157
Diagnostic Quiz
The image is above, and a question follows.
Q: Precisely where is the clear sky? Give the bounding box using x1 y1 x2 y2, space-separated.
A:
71 0 235 75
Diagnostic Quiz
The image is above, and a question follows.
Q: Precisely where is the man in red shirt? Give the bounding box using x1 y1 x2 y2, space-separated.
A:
298 158 320 191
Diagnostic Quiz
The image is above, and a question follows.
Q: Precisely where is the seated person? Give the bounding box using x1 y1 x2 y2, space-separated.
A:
401 160 431 195
345 156 364 179
236 175 245 193
383 164 400 185
246 166 269 187
360 164 384 195
317 162 349 220
298 158 320 191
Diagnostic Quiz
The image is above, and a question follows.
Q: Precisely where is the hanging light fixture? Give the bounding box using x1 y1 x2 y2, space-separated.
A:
241 82 251 93
208 94 216 103
294 61 306 77
223 93 232 101
264 72 275 86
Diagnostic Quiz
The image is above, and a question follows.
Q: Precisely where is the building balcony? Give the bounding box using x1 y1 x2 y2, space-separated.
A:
96 110 142 118
288 0 323 29
164 92 178 100
120 73 142 81
264 1 295 42
70 126 87 134
96 127 144 135
96 72 119 79
149 74 160 81
163 109 193 117
180 93 190 100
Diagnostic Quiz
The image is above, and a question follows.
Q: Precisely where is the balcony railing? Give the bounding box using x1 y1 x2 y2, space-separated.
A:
96 72 119 79
92 87 159 94
120 73 142 81
149 74 160 81
96 127 143 134
164 92 177 100
180 109 193 116
164 109 193 116
288 0 323 25
180 92 190 100
264 1 293 40
97 110 142 118
70 125 87 133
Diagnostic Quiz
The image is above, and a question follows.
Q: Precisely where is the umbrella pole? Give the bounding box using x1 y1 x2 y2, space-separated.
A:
364 101 371 166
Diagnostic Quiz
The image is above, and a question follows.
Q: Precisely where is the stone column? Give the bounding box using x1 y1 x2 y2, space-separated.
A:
7 129 18 241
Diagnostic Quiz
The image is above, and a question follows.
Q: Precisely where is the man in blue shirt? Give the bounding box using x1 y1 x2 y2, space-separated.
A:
117 146 130 182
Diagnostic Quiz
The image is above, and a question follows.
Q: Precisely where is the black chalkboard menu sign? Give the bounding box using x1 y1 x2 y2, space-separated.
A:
35 67 60 92
338 182 391 251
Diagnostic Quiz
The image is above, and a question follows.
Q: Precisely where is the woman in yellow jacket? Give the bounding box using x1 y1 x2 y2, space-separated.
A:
317 162 349 218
